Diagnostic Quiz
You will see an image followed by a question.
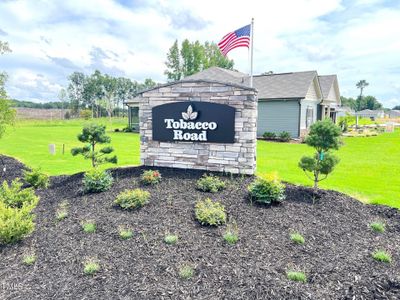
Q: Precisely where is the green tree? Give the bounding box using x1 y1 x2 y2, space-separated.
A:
164 40 234 81
393 105 400 110
356 80 369 98
71 124 117 168
298 119 342 190
0 40 15 139
67 72 86 116
340 96 356 110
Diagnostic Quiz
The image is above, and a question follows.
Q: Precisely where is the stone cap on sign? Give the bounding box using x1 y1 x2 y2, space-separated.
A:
124 79 257 105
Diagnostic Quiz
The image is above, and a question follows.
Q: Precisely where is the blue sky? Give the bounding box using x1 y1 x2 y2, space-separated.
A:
0 0 399 108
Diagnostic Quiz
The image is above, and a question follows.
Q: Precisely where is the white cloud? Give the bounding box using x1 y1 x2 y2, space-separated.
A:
0 0 399 107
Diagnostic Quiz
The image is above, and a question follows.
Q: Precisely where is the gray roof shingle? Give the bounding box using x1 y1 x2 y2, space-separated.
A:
318 75 337 99
184 67 318 99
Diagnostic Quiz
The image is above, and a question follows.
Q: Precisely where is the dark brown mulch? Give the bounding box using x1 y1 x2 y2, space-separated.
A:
0 155 399 300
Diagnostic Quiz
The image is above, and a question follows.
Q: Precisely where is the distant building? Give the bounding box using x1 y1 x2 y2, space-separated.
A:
355 109 385 120
388 110 400 118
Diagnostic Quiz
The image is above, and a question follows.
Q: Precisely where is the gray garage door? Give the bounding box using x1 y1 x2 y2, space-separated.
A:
257 100 300 138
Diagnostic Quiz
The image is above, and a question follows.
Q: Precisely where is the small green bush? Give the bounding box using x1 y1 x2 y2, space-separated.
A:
290 232 305 245
82 221 96 233
114 189 150 209
119 226 133 240
287 271 307 282
0 201 37 244
372 250 392 263
83 168 113 193
83 259 100 275
196 174 225 193
140 170 162 185
370 221 385 233
195 198 226 226
263 131 276 140
23 254 36 266
279 131 291 142
248 174 286 204
179 265 194 280
23 168 49 189
0 179 38 208
223 222 239 245
164 234 178 245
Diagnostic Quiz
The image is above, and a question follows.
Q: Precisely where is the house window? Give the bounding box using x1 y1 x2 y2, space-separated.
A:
306 106 314 128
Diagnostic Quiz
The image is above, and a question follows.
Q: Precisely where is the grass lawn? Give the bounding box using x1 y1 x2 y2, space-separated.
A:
0 118 399 208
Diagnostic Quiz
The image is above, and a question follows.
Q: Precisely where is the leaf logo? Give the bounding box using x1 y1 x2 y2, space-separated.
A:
182 105 198 121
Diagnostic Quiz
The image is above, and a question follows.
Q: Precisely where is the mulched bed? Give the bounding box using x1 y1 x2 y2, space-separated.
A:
1 155 399 299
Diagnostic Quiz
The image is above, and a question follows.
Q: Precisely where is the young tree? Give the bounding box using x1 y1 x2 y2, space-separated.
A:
71 124 117 168
67 72 86 116
298 119 342 190
165 40 181 81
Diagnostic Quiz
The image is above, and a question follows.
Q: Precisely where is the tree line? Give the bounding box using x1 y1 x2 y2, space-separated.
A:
340 80 384 111
64 70 157 118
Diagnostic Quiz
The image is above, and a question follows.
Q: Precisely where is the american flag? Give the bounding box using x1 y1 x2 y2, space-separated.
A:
218 24 251 56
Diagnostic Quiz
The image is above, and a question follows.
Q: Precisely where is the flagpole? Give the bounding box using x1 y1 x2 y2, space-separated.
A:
250 18 254 88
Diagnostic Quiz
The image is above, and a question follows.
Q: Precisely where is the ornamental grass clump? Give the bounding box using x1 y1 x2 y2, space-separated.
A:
83 168 113 193
195 198 226 226
118 226 133 240
23 168 49 189
196 174 225 193
55 201 69 221
287 271 307 283
248 173 285 205
83 259 100 275
82 220 96 233
370 221 385 233
223 222 239 245
114 189 150 210
179 265 194 280
372 250 392 263
23 253 36 266
164 234 178 245
290 232 305 245
140 170 161 185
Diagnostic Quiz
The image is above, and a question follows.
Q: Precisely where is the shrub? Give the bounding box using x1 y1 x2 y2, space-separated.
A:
23 168 49 189
140 170 161 185
370 221 385 233
83 168 113 193
290 232 305 245
279 131 291 142
287 271 307 283
114 189 150 209
83 259 100 275
23 254 36 266
196 174 225 193
372 250 392 263
82 221 96 233
118 226 133 240
123 126 134 132
0 179 38 208
179 265 194 280
0 201 37 244
195 198 226 226
263 131 276 140
164 234 178 245
248 173 286 204
79 109 92 120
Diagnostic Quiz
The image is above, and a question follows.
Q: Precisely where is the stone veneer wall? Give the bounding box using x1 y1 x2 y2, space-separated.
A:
139 80 258 175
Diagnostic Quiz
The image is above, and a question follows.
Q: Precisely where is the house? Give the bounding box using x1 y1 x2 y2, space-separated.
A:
355 109 385 120
388 110 400 118
184 67 341 138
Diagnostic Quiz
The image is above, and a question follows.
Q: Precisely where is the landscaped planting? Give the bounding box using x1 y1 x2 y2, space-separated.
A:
82 220 96 233
114 188 150 209
55 201 69 221
290 232 305 245
83 168 114 193
370 221 385 233
248 173 286 204
287 271 307 283
140 169 161 185
195 198 226 226
0 157 399 299
196 174 225 193
23 168 49 189
22 253 36 266
372 250 392 263
118 226 133 240
164 234 178 245
0 179 38 208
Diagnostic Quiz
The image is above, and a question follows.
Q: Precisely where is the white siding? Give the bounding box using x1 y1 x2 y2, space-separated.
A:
300 100 318 130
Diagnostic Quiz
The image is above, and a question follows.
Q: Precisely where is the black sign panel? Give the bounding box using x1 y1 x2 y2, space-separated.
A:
152 101 235 143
